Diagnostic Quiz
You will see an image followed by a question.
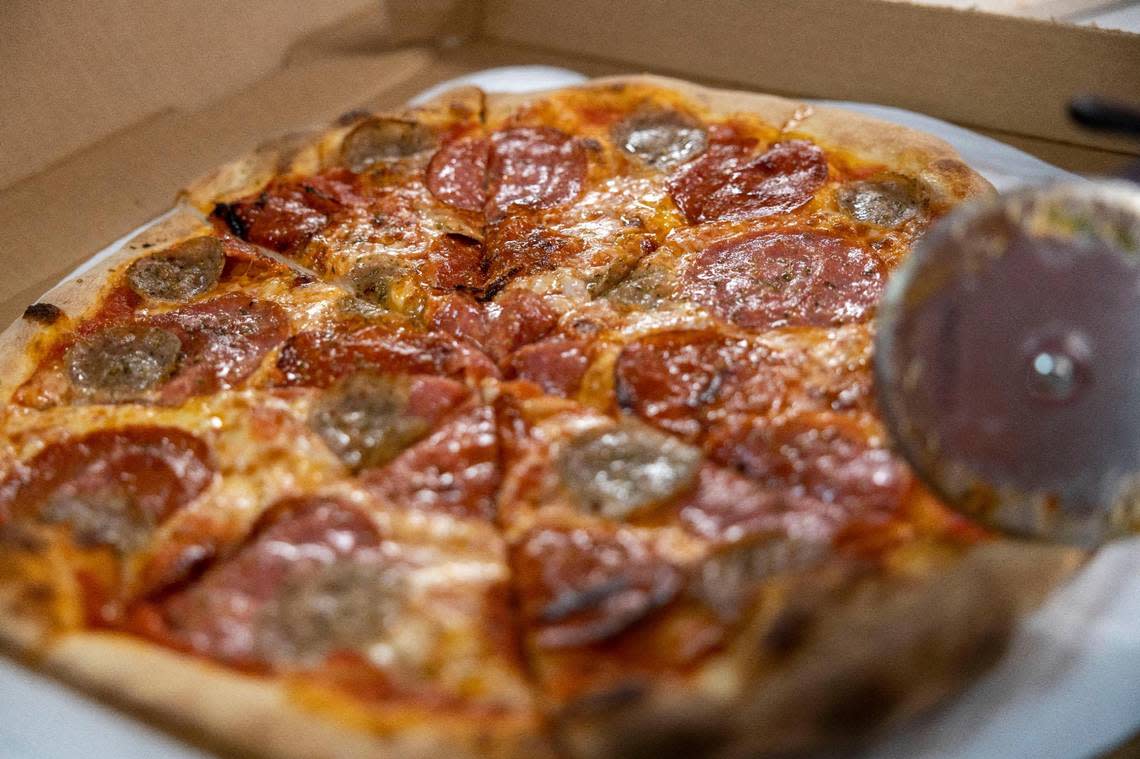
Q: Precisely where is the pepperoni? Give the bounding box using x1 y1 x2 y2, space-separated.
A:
669 140 827 223
150 293 289 401
707 413 910 521
425 233 485 292
0 427 213 553
512 527 681 649
614 330 788 441
483 215 585 294
362 404 499 520
427 128 586 218
277 325 498 387
504 337 590 396
213 169 363 252
681 230 885 330
482 290 560 363
486 127 586 218
309 373 468 473
429 293 490 346
672 464 786 542
426 137 490 213
140 496 395 667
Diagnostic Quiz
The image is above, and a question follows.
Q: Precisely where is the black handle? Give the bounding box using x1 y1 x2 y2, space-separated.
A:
1068 96 1140 137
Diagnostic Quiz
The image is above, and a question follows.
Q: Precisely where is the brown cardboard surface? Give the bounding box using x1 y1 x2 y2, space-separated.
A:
1 0 377 189
484 0 1140 156
2 0 1137 327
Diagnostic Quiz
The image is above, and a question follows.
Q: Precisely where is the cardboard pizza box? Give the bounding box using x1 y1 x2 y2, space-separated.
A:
0 0 1136 321
1 2 1139 757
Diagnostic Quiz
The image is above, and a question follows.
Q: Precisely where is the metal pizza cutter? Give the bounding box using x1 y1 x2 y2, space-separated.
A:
875 179 1140 548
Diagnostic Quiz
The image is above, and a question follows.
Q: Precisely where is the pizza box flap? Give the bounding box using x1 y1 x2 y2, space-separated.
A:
1 0 1137 325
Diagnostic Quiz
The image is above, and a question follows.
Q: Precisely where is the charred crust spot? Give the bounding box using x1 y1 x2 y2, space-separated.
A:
23 302 63 325
818 679 898 737
763 604 815 657
612 714 729 759
0 522 47 551
559 682 648 717
211 202 248 238
335 108 373 127
541 576 631 623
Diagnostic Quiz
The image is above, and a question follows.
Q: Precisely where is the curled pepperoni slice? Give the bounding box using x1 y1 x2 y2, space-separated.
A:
504 336 590 397
680 230 885 329
486 127 586 217
512 527 681 649
277 325 498 387
150 293 289 402
0 427 213 553
669 140 827 223
362 404 499 520
475 289 560 364
427 127 586 218
483 215 585 294
425 233 486 292
614 330 789 441
428 293 490 346
138 496 396 667
708 413 911 520
426 136 490 213
674 464 787 543
212 169 363 253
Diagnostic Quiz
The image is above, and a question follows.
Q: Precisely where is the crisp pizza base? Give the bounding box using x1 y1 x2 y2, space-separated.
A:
0 75 1081 759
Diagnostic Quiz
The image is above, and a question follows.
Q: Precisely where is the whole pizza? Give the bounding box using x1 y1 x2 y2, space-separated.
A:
0 76 1080 758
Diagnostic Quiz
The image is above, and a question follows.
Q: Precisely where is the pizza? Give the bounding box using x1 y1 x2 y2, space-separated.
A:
0 75 1081 758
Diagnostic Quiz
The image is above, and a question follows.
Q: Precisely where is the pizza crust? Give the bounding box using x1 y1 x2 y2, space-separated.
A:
554 541 1083 759
28 632 553 759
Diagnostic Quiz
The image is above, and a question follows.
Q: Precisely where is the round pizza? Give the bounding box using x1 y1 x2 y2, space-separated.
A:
0 75 1081 758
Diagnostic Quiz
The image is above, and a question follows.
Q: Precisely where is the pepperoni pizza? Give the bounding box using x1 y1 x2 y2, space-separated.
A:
0 76 1080 758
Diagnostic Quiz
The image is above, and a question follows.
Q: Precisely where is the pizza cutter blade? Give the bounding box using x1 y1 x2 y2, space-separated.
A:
875 180 1140 547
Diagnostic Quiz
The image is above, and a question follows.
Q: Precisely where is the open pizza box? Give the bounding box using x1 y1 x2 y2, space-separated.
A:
1 1 1138 757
